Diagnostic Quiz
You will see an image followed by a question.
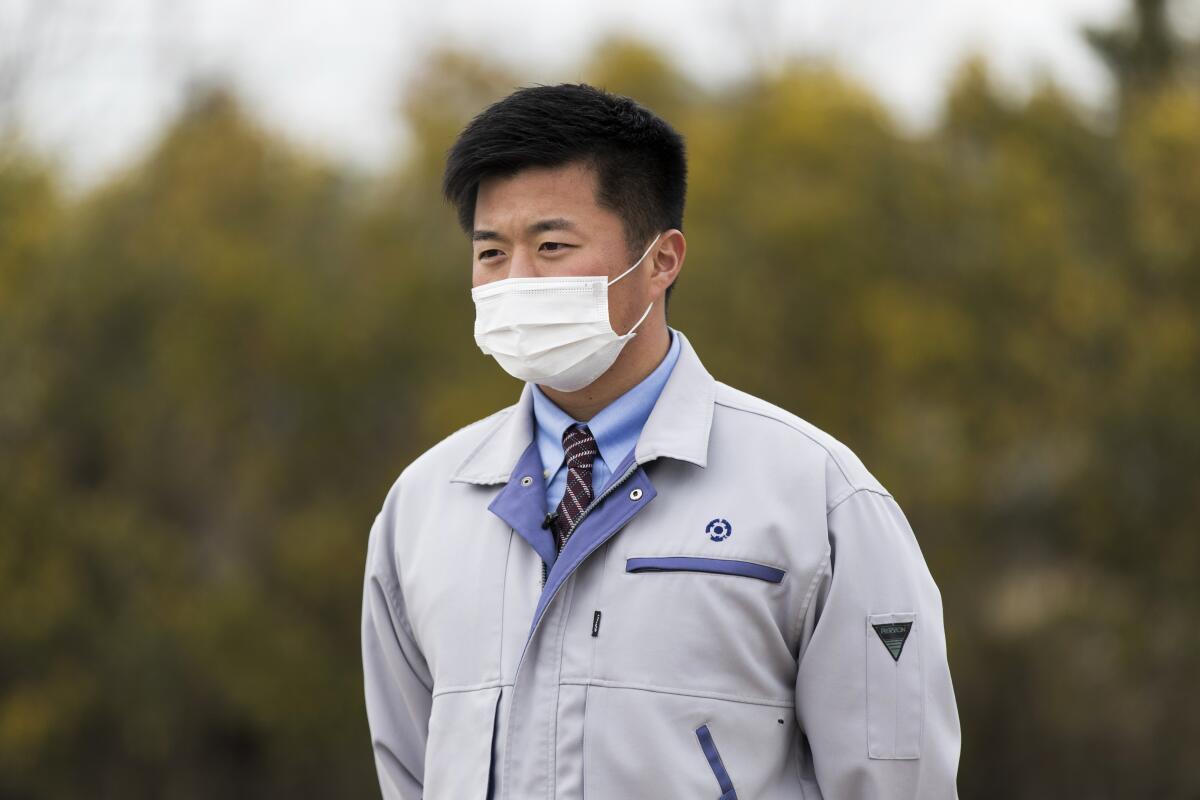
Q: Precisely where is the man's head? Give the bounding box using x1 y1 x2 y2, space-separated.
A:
442 83 687 318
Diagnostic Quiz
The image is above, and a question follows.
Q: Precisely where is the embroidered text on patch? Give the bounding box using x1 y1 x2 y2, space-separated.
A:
872 621 913 661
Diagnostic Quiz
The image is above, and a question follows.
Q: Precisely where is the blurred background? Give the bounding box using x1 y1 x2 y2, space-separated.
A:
2 0 1199 798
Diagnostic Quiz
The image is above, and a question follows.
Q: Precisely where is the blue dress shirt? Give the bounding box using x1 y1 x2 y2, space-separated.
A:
531 326 682 516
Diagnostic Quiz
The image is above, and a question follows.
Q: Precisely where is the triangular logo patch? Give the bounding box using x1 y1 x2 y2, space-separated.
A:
872 621 912 662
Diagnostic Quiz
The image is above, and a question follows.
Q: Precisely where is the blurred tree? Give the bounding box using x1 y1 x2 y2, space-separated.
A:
1 1 1199 797
1086 0 1183 96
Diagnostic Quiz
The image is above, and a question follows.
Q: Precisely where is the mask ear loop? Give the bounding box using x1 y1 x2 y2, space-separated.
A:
607 231 663 287
619 295 656 338
610 231 663 337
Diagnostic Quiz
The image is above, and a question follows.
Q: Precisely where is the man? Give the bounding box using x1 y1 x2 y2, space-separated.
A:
361 83 961 800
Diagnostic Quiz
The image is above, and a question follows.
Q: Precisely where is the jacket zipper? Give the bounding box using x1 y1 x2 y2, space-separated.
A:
539 461 641 590
507 458 645 800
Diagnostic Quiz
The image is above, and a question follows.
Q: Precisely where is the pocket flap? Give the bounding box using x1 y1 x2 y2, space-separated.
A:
424 686 502 798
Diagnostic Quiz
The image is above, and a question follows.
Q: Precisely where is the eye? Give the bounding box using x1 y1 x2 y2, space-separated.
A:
477 249 503 261
539 241 574 253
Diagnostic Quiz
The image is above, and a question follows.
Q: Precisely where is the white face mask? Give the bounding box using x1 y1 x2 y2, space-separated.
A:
471 232 662 392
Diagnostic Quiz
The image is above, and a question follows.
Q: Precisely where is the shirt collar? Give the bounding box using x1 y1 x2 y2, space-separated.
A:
530 327 682 479
450 325 714 485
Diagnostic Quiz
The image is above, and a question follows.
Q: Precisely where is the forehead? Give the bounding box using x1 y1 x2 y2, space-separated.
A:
474 161 616 231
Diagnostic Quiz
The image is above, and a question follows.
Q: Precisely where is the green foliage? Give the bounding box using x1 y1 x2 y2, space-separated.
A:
2 6 1199 797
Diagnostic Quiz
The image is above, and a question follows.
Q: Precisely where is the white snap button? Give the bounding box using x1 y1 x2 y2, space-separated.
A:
629 488 643 501
520 475 533 487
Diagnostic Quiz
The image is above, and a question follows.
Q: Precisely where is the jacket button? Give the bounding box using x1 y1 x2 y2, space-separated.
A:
629 488 643 501
520 475 533 486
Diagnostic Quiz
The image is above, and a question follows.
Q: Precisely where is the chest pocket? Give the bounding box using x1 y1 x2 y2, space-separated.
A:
592 549 797 702
625 556 785 583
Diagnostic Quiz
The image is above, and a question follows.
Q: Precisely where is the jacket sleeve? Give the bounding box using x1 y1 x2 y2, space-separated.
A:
362 498 435 800
794 487 961 799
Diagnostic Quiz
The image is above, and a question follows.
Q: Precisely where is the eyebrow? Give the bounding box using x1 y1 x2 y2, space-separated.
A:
472 217 580 242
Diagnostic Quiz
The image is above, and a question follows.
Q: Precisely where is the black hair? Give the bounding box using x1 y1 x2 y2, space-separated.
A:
442 82 687 312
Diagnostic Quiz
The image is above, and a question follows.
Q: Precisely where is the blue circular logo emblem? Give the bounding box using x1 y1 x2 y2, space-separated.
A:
705 518 732 542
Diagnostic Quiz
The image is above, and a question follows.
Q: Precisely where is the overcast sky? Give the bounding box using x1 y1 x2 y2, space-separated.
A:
4 0 1186 192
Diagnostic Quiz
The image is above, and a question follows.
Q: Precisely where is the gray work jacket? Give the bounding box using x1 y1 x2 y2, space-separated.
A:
361 328 961 799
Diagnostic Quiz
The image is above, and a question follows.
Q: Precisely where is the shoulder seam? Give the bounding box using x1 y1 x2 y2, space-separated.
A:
713 393 859 493
826 486 893 517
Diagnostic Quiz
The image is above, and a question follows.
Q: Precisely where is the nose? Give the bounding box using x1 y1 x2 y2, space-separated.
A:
506 248 538 279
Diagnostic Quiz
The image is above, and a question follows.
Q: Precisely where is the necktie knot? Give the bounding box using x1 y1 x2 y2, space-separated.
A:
552 424 598 550
562 424 598 473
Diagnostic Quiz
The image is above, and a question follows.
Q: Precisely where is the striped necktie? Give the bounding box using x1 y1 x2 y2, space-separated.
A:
551 423 598 552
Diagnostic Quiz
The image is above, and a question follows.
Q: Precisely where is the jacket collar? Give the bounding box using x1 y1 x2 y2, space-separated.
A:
450 327 715 485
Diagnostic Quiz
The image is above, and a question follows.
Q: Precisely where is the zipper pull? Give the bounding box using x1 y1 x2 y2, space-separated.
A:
541 511 557 530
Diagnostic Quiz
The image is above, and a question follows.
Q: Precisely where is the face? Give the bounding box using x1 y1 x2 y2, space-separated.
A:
472 161 660 333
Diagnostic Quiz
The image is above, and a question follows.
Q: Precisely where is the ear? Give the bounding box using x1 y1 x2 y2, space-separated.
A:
650 229 685 294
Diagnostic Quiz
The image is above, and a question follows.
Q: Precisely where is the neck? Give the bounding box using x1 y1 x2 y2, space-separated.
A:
539 319 670 421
